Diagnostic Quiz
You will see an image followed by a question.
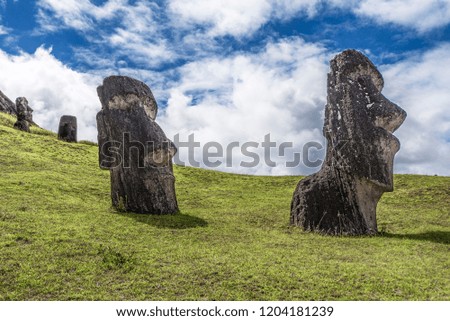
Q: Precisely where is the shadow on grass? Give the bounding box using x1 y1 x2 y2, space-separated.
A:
119 211 208 229
380 231 449 245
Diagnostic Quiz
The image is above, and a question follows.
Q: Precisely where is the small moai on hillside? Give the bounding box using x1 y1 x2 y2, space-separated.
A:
13 97 33 132
58 115 77 142
96 76 178 214
290 50 407 235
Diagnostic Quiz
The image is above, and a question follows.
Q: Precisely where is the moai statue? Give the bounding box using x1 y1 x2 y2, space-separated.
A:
58 115 77 142
291 50 407 235
96 76 178 214
13 97 33 132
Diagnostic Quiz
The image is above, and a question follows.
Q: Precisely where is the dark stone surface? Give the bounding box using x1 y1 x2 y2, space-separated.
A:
16 97 33 123
13 97 33 132
58 115 77 142
291 50 407 235
0 90 16 115
96 76 178 214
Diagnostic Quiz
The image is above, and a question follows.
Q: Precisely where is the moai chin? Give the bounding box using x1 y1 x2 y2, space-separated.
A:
58 115 77 142
96 76 178 214
291 50 407 235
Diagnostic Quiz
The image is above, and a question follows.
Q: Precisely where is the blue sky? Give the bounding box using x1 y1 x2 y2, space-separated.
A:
0 0 449 175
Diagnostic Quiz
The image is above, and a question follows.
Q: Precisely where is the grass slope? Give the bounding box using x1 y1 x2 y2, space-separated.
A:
0 112 449 300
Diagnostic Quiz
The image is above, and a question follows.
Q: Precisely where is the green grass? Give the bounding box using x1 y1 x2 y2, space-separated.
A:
0 112 449 300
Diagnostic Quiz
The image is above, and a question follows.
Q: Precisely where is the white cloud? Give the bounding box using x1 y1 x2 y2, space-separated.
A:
0 25 9 35
36 0 127 32
354 0 450 33
326 0 450 33
0 0 6 34
168 0 450 38
168 0 272 37
158 37 329 175
168 0 321 37
156 39 450 176
0 47 101 141
37 0 174 67
37 0 96 32
1 40 448 176
382 43 450 175
33 0 450 74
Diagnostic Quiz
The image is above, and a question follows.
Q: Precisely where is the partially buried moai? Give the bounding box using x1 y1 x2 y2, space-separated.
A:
96 76 178 214
58 115 77 142
291 50 407 235
13 97 33 132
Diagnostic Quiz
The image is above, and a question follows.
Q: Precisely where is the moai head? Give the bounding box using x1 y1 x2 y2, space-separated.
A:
323 50 407 191
15 97 28 119
58 115 77 143
97 75 158 121
96 76 177 170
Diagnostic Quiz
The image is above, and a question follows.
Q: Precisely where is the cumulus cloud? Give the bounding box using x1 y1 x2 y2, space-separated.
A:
354 0 450 33
37 0 174 66
382 44 450 175
1 39 448 176
34 0 450 73
158 37 329 175
0 47 101 141
155 39 450 176
168 0 321 37
36 0 125 32
168 0 450 38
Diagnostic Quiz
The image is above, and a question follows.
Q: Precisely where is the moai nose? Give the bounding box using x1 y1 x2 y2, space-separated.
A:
373 98 407 134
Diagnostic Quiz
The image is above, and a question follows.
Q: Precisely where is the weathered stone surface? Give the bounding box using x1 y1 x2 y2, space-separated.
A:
13 97 33 132
58 115 77 142
0 90 16 115
96 75 178 214
16 97 33 123
291 50 407 235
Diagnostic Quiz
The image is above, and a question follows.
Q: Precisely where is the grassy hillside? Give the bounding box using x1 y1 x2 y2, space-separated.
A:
0 112 449 300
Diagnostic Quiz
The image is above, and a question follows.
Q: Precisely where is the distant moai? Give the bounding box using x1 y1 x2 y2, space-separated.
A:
291 50 407 235
13 97 33 132
58 115 77 142
96 76 178 214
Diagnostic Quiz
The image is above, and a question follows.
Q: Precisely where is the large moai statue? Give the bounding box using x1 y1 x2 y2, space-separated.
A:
96 76 178 214
13 97 33 132
291 50 407 235
58 115 77 142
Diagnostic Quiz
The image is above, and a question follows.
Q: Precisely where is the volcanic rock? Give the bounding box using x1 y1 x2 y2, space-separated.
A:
290 50 407 235
58 115 77 142
96 76 178 214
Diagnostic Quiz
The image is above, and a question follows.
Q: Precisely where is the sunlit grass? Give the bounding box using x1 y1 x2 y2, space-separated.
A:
0 112 448 300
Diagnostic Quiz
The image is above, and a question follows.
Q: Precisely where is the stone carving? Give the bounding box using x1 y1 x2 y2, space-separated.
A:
58 115 77 142
13 97 33 132
291 50 407 235
96 76 178 214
